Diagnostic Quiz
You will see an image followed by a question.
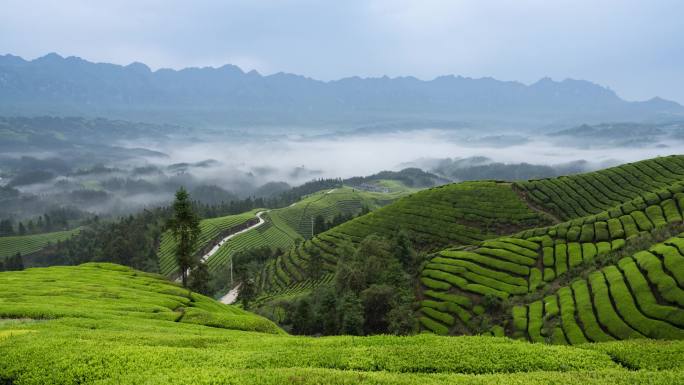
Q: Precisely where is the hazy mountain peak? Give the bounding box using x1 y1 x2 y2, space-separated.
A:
0 53 681 126
35 52 64 62
126 62 151 73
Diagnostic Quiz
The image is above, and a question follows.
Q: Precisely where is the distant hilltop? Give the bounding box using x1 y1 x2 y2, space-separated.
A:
0 53 682 127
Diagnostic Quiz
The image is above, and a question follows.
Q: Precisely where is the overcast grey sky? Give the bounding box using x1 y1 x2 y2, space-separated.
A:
1 0 683 103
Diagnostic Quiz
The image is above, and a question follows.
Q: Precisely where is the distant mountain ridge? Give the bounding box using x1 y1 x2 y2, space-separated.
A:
0 53 682 127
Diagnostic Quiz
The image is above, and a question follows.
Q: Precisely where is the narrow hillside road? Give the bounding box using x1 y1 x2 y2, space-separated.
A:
326 188 336 194
199 210 270 263
219 283 241 304
175 210 270 283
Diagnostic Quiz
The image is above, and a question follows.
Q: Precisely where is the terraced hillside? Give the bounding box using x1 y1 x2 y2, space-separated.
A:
516 155 684 220
158 210 261 276
205 212 302 273
509 234 684 344
0 228 81 259
1 263 683 384
417 156 684 341
269 186 406 239
255 181 554 298
161 185 415 276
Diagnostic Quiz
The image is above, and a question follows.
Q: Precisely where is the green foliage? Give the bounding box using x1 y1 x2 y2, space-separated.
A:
188 263 212 296
166 187 201 286
0 252 24 272
338 293 365 335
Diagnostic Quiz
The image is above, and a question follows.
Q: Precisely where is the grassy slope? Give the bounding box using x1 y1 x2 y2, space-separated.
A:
418 155 684 341
0 263 281 334
0 228 81 259
255 181 553 300
0 263 682 384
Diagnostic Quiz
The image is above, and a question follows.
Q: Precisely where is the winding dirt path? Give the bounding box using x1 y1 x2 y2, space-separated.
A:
199 210 270 263
219 283 241 304
175 210 270 283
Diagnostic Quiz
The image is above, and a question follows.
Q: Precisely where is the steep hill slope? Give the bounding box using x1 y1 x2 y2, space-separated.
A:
417 155 684 341
158 185 414 276
255 181 553 299
0 263 683 384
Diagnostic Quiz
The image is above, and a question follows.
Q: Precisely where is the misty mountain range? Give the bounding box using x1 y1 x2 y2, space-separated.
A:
1 53 683 127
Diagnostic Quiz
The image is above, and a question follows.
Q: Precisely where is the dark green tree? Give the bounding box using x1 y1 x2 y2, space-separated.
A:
313 214 326 235
188 263 212 296
361 284 395 334
387 294 417 335
307 247 323 279
166 187 201 287
0 219 14 236
238 277 257 309
338 293 364 335
292 297 312 334
313 286 339 335
4 253 24 271
392 229 416 271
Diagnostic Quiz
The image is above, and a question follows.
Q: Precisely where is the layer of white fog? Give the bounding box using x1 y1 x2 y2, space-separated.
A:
5 126 682 219
140 128 683 186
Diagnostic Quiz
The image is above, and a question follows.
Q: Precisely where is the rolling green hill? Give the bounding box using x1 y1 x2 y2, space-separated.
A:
416 155 684 341
244 155 684 344
1 263 683 384
268 186 410 239
255 181 554 300
515 155 684 220
159 185 416 276
0 228 81 259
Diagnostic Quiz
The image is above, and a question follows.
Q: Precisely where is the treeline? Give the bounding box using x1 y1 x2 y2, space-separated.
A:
194 179 343 219
0 253 24 272
43 209 167 272
0 207 88 236
344 168 444 188
266 178 343 206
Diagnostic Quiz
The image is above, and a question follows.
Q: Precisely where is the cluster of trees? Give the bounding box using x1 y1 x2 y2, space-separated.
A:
312 206 371 236
0 208 87 236
267 178 343 206
47 209 166 272
0 253 24 272
283 231 421 336
344 168 444 188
